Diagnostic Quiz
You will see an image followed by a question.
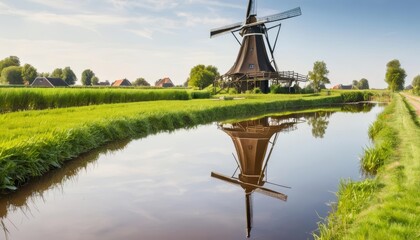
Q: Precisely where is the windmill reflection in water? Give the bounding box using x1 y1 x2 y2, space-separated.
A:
211 116 303 238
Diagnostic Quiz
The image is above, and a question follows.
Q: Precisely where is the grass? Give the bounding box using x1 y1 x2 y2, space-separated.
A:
0 88 210 113
314 94 420 239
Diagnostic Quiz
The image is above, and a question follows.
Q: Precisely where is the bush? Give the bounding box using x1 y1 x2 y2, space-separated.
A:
252 87 262 94
189 90 211 99
228 88 238 95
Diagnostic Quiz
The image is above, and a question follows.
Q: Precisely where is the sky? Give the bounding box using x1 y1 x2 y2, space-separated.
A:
0 0 419 88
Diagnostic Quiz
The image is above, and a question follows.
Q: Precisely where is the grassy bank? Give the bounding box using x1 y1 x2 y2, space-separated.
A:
314 94 420 239
0 88 210 113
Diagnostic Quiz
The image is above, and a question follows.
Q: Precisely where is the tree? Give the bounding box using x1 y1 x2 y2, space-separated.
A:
50 68 63 78
21 64 38 85
352 80 359 89
39 72 50 77
385 59 406 92
1 66 24 84
357 78 369 90
133 77 150 86
412 75 420 95
188 65 220 89
62 67 77 85
0 56 20 74
308 61 330 92
91 76 99 85
81 69 95 86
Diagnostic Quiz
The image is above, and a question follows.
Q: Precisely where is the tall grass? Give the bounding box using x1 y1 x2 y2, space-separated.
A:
0 94 355 192
0 88 209 113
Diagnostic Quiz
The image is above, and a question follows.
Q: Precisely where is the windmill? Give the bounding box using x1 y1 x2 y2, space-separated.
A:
211 116 303 238
211 0 307 93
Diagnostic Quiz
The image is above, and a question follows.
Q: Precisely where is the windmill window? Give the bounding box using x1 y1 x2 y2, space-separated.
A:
249 64 255 69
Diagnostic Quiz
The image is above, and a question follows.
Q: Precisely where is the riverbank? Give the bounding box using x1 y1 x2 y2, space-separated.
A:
315 94 420 239
0 91 379 193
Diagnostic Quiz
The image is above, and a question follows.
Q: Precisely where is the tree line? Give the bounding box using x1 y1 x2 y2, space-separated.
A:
0 56 152 87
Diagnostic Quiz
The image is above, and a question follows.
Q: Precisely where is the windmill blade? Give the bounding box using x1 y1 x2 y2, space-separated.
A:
255 187 288 201
246 0 256 18
211 172 288 201
210 22 243 38
257 7 302 24
211 172 242 186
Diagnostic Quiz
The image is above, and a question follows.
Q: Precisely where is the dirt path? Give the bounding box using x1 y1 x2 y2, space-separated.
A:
401 93 420 116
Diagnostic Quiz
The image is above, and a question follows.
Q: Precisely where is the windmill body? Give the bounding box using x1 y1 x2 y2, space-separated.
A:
211 0 307 93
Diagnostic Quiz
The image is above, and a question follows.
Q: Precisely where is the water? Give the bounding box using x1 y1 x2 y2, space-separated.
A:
0 104 383 240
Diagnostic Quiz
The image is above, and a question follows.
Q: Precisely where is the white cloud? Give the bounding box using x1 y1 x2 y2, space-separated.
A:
126 29 154 40
27 0 84 10
176 12 233 27
108 0 180 11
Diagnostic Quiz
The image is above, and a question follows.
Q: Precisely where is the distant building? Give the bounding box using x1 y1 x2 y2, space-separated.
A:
112 79 132 87
97 81 110 86
332 84 353 90
155 77 174 88
31 77 69 88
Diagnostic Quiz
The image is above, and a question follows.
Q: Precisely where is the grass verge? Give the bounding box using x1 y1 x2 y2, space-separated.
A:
314 94 420 239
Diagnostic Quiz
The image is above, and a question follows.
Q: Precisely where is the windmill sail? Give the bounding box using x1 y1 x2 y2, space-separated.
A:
210 22 243 38
246 0 257 19
258 7 302 24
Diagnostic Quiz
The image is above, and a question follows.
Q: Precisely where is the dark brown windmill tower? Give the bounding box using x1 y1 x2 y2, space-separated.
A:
212 116 301 238
211 0 307 93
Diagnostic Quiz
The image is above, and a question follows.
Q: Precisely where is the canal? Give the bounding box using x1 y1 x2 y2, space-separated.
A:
0 103 383 239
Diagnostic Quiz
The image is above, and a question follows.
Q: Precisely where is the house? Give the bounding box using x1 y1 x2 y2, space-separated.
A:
112 79 132 87
332 84 353 90
155 77 174 88
31 77 69 88
97 81 110 86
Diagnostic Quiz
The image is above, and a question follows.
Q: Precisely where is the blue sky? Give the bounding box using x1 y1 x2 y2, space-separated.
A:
0 0 418 88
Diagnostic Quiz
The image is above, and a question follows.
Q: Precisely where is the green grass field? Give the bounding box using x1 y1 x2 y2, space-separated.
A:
314 94 420 239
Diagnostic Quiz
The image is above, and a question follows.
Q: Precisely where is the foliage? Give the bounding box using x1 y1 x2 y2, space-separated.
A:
252 87 262 94
189 90 211 99
357 78 369 90
50 67 77 85
412 75 420 95
133 77 150 87
81 69 95 86
0 66 23 85
340 91 373 102
0 56 20 75
50 68 63 78
308 61 330 93
21 64 38 85
385 59 406 92
91 76 99 85
188 64 220 89
0 88 198 113
62 67 77 85
228 88 238 94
